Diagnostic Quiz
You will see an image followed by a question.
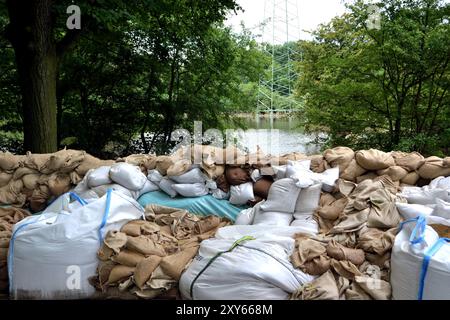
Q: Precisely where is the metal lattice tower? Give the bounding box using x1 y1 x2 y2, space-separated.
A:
257 0 301 117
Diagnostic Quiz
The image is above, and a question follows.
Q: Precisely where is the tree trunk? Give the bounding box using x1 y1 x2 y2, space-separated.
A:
6 0 58 153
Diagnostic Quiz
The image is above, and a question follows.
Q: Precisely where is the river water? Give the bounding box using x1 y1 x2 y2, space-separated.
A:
230 115 325 156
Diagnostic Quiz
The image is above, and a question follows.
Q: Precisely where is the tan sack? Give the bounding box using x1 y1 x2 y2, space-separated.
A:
392 151 425 171
341 159 367 182
444 157 450 167
47 173 72 196
12 167 39 180
308 155 329 173
22 174 41 190
134 255 162 289
356 172 378 184
0 152 22 171
107 265 135 285
155 156 174 176
400 171 420 186
0 171 13 187
75 154 114 176
376 166 408 181
323 147 355 172
355 149 395 171
418 156 450 179
167 159 192 177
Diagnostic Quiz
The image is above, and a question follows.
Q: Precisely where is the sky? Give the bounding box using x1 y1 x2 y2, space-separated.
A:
226 0 348 42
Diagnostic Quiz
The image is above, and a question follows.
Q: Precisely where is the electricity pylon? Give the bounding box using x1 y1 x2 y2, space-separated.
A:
257 0 301 121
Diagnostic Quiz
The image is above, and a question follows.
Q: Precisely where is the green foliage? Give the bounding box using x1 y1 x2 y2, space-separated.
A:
297 0 450 156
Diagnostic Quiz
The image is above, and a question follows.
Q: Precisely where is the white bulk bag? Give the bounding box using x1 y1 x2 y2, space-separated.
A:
109 163 147 191
8 189 144 300
400 186 450 205
159 178 178 198
396 203 434 220
179 230 315 300
87 166 112 188
229 182 255 206
260 178 301 213
172 183 209 198
431 199 450 220
170 168 206 184
391 216 450 300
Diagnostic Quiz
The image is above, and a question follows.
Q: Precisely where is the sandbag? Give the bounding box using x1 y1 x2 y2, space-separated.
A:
376 166 408 181
234 207 256 225
355 149 395 171
341 159 366 182
110 163 147 191
159 178 178 198
172 183 208 198
294 184 322 215
45 149 86 174
229 182 255 206
253 210 294 227
356 172 378 183
0 152 22 171
0 171 13 187
138 180 159 196
179 232 315 300
21 173 40 190
444 157 450 167
392 151 425 171
87 166 112 188
286 160 312 179
260 179 301 213
9 190 144 299
401 172 420 186
47 173 72 197
323 147 354 172
155 156 175 176
147 170 164 184
290 215 319 235
418 157 450 179
308 155 329 173
75 154 113 176
169 168 205 184
272 165 287 180
90 184 135 200
166 159 192 177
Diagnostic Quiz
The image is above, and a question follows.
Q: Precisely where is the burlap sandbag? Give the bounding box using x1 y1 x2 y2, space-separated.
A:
75 154 114 176
0 180 26 207
23 152 53 172
291 270 339 300
155 156 174 176
29 184 51 212
324 147 355 172
400 171 420 185
392 151 425 171
134 255 162 289
126 236 166 257
308 155 329 173
317 197 348 221
107 265 135 285
341 159 366 182
159 246 199 281
355 149 395 171
356 172 378 184
111 250 145 267
0 171 12 187
46 149 86 173
200 163 225 179
0 152 23 171
376 166 408 181
12 167 39 180
418 156 450 179
444 157 450 167
22 173 41 190
47 173 72 196
69 171 83 184
167 159 192 177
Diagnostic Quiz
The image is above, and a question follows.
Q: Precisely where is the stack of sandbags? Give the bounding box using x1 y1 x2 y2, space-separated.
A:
0 149 115 212
0 207 30 293
290 176 401 300
91 205 230 299
319 147 450 186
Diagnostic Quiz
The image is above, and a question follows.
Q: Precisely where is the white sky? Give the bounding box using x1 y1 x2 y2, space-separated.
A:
226 0 348 41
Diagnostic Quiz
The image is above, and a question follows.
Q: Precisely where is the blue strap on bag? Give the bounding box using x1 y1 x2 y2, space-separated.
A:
98 188 112 244
418 238 450 300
